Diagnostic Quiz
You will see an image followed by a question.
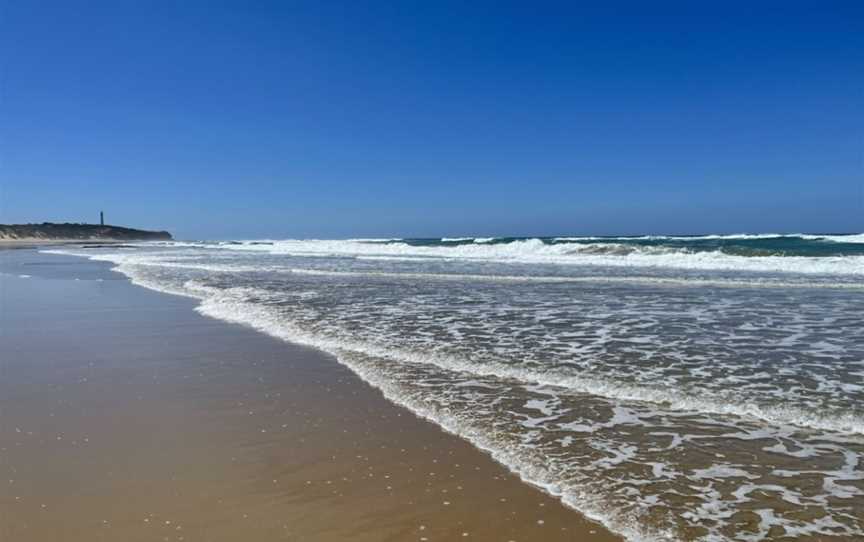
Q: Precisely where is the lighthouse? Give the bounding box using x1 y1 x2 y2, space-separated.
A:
100 211 104 226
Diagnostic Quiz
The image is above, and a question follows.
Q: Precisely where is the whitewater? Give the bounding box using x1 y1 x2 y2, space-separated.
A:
47 233 864 541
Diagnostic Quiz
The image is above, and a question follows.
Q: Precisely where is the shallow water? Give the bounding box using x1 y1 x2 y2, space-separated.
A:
49 234 864 541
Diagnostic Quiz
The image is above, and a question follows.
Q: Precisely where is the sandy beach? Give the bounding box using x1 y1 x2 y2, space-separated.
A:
0 249 619 541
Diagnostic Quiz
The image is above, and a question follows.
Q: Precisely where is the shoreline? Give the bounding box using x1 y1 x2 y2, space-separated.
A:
0 249 621 541
0 239 146 249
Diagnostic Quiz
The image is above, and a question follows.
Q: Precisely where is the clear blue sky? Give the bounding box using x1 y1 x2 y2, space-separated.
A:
2 1 862 239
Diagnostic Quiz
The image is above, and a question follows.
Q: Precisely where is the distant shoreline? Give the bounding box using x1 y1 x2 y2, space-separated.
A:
0 239 142 249
0 223 172 243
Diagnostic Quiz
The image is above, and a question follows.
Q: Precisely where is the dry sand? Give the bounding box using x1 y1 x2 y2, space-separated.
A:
0 250 621 541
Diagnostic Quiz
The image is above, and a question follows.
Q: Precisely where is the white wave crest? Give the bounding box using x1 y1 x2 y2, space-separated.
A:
175 238 863 276
558 233 864 242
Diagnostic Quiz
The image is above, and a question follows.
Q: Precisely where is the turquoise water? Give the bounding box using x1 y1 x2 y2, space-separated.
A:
398 233 864 257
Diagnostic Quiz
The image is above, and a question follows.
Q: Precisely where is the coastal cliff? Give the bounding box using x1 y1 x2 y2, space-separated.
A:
0 223 172 241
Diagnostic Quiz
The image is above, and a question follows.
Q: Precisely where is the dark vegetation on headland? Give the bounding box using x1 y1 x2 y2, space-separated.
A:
0 223 172 241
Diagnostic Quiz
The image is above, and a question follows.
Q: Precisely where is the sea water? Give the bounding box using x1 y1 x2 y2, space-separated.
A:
49 233 864 541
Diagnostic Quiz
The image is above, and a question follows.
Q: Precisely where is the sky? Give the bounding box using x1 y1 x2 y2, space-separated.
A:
2 1 862 239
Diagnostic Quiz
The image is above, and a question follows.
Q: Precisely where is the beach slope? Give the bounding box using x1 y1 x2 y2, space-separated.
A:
0 250 618 541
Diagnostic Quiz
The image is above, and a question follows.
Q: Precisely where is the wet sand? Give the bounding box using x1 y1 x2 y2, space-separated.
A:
0 250 621 541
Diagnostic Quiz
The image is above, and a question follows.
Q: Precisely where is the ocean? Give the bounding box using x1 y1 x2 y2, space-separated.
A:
50 233 864 541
